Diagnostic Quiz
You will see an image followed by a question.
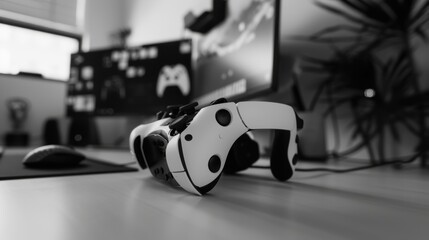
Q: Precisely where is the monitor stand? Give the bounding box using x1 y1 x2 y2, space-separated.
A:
297 111 328 161
68 117 100 147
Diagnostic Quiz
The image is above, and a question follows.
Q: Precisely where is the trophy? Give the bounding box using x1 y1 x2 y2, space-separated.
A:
4 98 30 146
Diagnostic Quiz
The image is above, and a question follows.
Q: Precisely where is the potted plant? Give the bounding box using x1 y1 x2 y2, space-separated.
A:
299 0 429 165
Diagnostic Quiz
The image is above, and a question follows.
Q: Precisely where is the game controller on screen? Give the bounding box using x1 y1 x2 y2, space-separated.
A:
129 98 303 195
156 64 190 98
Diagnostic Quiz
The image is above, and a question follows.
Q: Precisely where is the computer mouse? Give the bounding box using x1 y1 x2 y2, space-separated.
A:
23 145 86 168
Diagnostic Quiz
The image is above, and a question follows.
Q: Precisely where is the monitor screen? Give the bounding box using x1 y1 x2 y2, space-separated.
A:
66 39 193 116
192 0 280 105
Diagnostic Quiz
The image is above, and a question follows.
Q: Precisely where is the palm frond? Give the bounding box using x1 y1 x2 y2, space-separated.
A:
315 1 383 29
302 0 429 160
409 0 429 28
316 0 429 43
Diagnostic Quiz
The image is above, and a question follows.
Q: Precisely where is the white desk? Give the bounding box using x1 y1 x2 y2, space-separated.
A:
1 148 428 240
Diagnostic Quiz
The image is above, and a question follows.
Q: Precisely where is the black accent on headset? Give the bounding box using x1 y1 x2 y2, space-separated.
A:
165 105 181 118
177 138 220 195
169 115 194 134
133 136 147 169
210 98 228 105
156 111 165 120
270 130 294 181
142 132 179 186
295 111 304 130
224 133 259 174
178 102 198 116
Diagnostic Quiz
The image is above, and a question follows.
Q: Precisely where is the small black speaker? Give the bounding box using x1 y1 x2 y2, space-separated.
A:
43 118 61 145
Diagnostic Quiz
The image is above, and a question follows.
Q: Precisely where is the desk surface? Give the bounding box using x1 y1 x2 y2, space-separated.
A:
1 148 428 240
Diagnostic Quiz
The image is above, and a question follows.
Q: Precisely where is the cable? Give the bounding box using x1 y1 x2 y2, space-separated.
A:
115 161 138 166
251 165 271 169
250 151 423 173
295 152 422 173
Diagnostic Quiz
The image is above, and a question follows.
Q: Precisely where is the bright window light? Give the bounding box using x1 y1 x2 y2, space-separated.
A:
0 23 80 81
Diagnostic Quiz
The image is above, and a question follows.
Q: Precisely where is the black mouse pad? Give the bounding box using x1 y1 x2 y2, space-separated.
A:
0 154 138 180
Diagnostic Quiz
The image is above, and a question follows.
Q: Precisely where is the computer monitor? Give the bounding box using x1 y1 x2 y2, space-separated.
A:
66 39 193 116
191 0 320 158
193 0 293 106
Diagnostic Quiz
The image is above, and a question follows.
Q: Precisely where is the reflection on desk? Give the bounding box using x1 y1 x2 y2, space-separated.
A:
0 149 428 240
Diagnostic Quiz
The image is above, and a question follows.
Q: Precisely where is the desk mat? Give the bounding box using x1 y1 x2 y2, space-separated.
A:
0 154 138 180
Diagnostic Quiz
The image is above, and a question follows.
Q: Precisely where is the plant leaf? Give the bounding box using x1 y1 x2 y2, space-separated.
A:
315 1 383 29
414 27 429 42
409 0 429 28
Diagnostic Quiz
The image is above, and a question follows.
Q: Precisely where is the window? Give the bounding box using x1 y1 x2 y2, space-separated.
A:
0 0 82 81
0 23 80 81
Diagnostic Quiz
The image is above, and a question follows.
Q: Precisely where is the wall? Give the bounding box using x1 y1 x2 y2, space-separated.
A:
81 0 131 146
126 0 210 45
0 75 67 145
83 0 128 50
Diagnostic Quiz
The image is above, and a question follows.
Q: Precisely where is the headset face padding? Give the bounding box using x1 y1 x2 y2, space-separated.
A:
223 130 297 181
224 133 260 174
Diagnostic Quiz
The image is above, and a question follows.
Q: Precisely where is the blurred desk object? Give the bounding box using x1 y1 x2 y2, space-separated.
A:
0 149 428 240
0 147 136 180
